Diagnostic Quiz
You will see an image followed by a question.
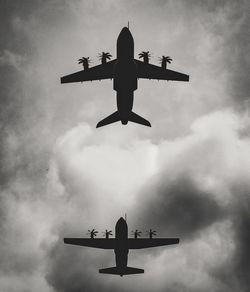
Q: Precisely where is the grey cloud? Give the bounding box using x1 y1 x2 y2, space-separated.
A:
210 183 250 291
134 175 226 239
0 1 250 292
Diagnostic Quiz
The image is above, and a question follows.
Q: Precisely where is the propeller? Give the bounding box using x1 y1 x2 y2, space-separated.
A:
131 229 142 239
102 229 113 238
138 51 151 63
78 57 92 70
158 56 172 69
146 229 157 239
98 52 112 64
87 229 98 238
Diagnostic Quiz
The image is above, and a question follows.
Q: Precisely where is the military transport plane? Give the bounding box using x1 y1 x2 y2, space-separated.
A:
60 26 189 128
64 217 179 276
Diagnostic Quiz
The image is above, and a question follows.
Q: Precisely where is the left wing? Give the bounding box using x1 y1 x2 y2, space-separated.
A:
61 59 117 83
135 59 189 82
64 238 116 249
128 238 179 249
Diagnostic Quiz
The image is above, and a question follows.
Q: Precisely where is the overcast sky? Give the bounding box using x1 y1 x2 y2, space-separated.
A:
0 0 250 291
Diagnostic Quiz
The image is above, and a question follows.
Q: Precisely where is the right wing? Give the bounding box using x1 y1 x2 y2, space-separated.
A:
61 59 117 83
135 59 189 82
64 238 116 249
128 238 179 249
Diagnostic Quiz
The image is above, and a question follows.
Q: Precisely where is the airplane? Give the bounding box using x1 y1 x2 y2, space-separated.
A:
60 25 189 128
64 217 179 276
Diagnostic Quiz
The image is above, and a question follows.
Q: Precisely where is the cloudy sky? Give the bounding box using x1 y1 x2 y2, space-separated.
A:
0 0 250 291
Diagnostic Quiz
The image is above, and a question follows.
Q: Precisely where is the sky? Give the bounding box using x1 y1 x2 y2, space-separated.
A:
0 0 250 291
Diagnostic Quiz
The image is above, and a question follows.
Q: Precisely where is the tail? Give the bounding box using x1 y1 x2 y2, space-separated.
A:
129 112 151 127
96 111 151 128
99 266 144 276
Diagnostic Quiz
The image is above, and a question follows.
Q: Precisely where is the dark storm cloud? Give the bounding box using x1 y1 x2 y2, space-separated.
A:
210 183 250 291
135 175 226 239
233 201 250 285
231 198 250 290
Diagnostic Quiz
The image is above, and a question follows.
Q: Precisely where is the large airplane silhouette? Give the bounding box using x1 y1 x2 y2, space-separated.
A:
61 26 189 128
64 217 179 276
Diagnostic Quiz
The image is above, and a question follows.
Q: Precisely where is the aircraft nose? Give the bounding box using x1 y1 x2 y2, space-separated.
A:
119 27 131 38
121 27 129 32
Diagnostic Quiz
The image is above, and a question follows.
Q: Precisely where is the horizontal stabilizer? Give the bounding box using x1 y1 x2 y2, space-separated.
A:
99 266 144 276
96 111 120 128
129 112 151 127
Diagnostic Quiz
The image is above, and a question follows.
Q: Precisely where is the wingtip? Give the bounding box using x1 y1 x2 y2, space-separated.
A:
96 121 104 128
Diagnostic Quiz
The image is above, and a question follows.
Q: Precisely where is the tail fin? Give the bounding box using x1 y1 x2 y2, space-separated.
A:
99 266 144 276
96 111 120 128
129 112 151 127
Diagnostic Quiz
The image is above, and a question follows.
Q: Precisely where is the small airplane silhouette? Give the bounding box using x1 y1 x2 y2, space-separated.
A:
60 25 189 128
64 217 179 276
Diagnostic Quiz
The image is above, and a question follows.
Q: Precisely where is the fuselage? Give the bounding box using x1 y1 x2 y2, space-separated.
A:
114 217 129 269
113 27 137 124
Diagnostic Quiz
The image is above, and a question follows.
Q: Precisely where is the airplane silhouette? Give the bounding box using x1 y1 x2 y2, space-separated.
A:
64 217 179 276
60 26 189 128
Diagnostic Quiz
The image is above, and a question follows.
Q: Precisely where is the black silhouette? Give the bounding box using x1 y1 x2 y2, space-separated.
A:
61 25 189 128
102 229 113 238
138 51 151 64
87 229 98 239
99 52 112 64
159 56 172 69
131 229 142 239
64 217 179 276
146 229 157 239
78 57 91 70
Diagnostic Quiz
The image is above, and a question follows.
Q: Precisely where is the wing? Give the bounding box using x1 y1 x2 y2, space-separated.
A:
61 59 117 83
64 238 116 249
128 238 179 249
134 59 189 82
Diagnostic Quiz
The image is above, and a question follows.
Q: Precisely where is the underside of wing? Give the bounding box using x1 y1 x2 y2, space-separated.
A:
61 59 117 83
128 238 179 249
64 238 116 249
134 59 189 82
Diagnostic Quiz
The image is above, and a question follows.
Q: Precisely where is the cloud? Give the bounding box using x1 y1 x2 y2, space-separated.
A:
43 109 250 292
0 1 250 292
135 175 226 239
